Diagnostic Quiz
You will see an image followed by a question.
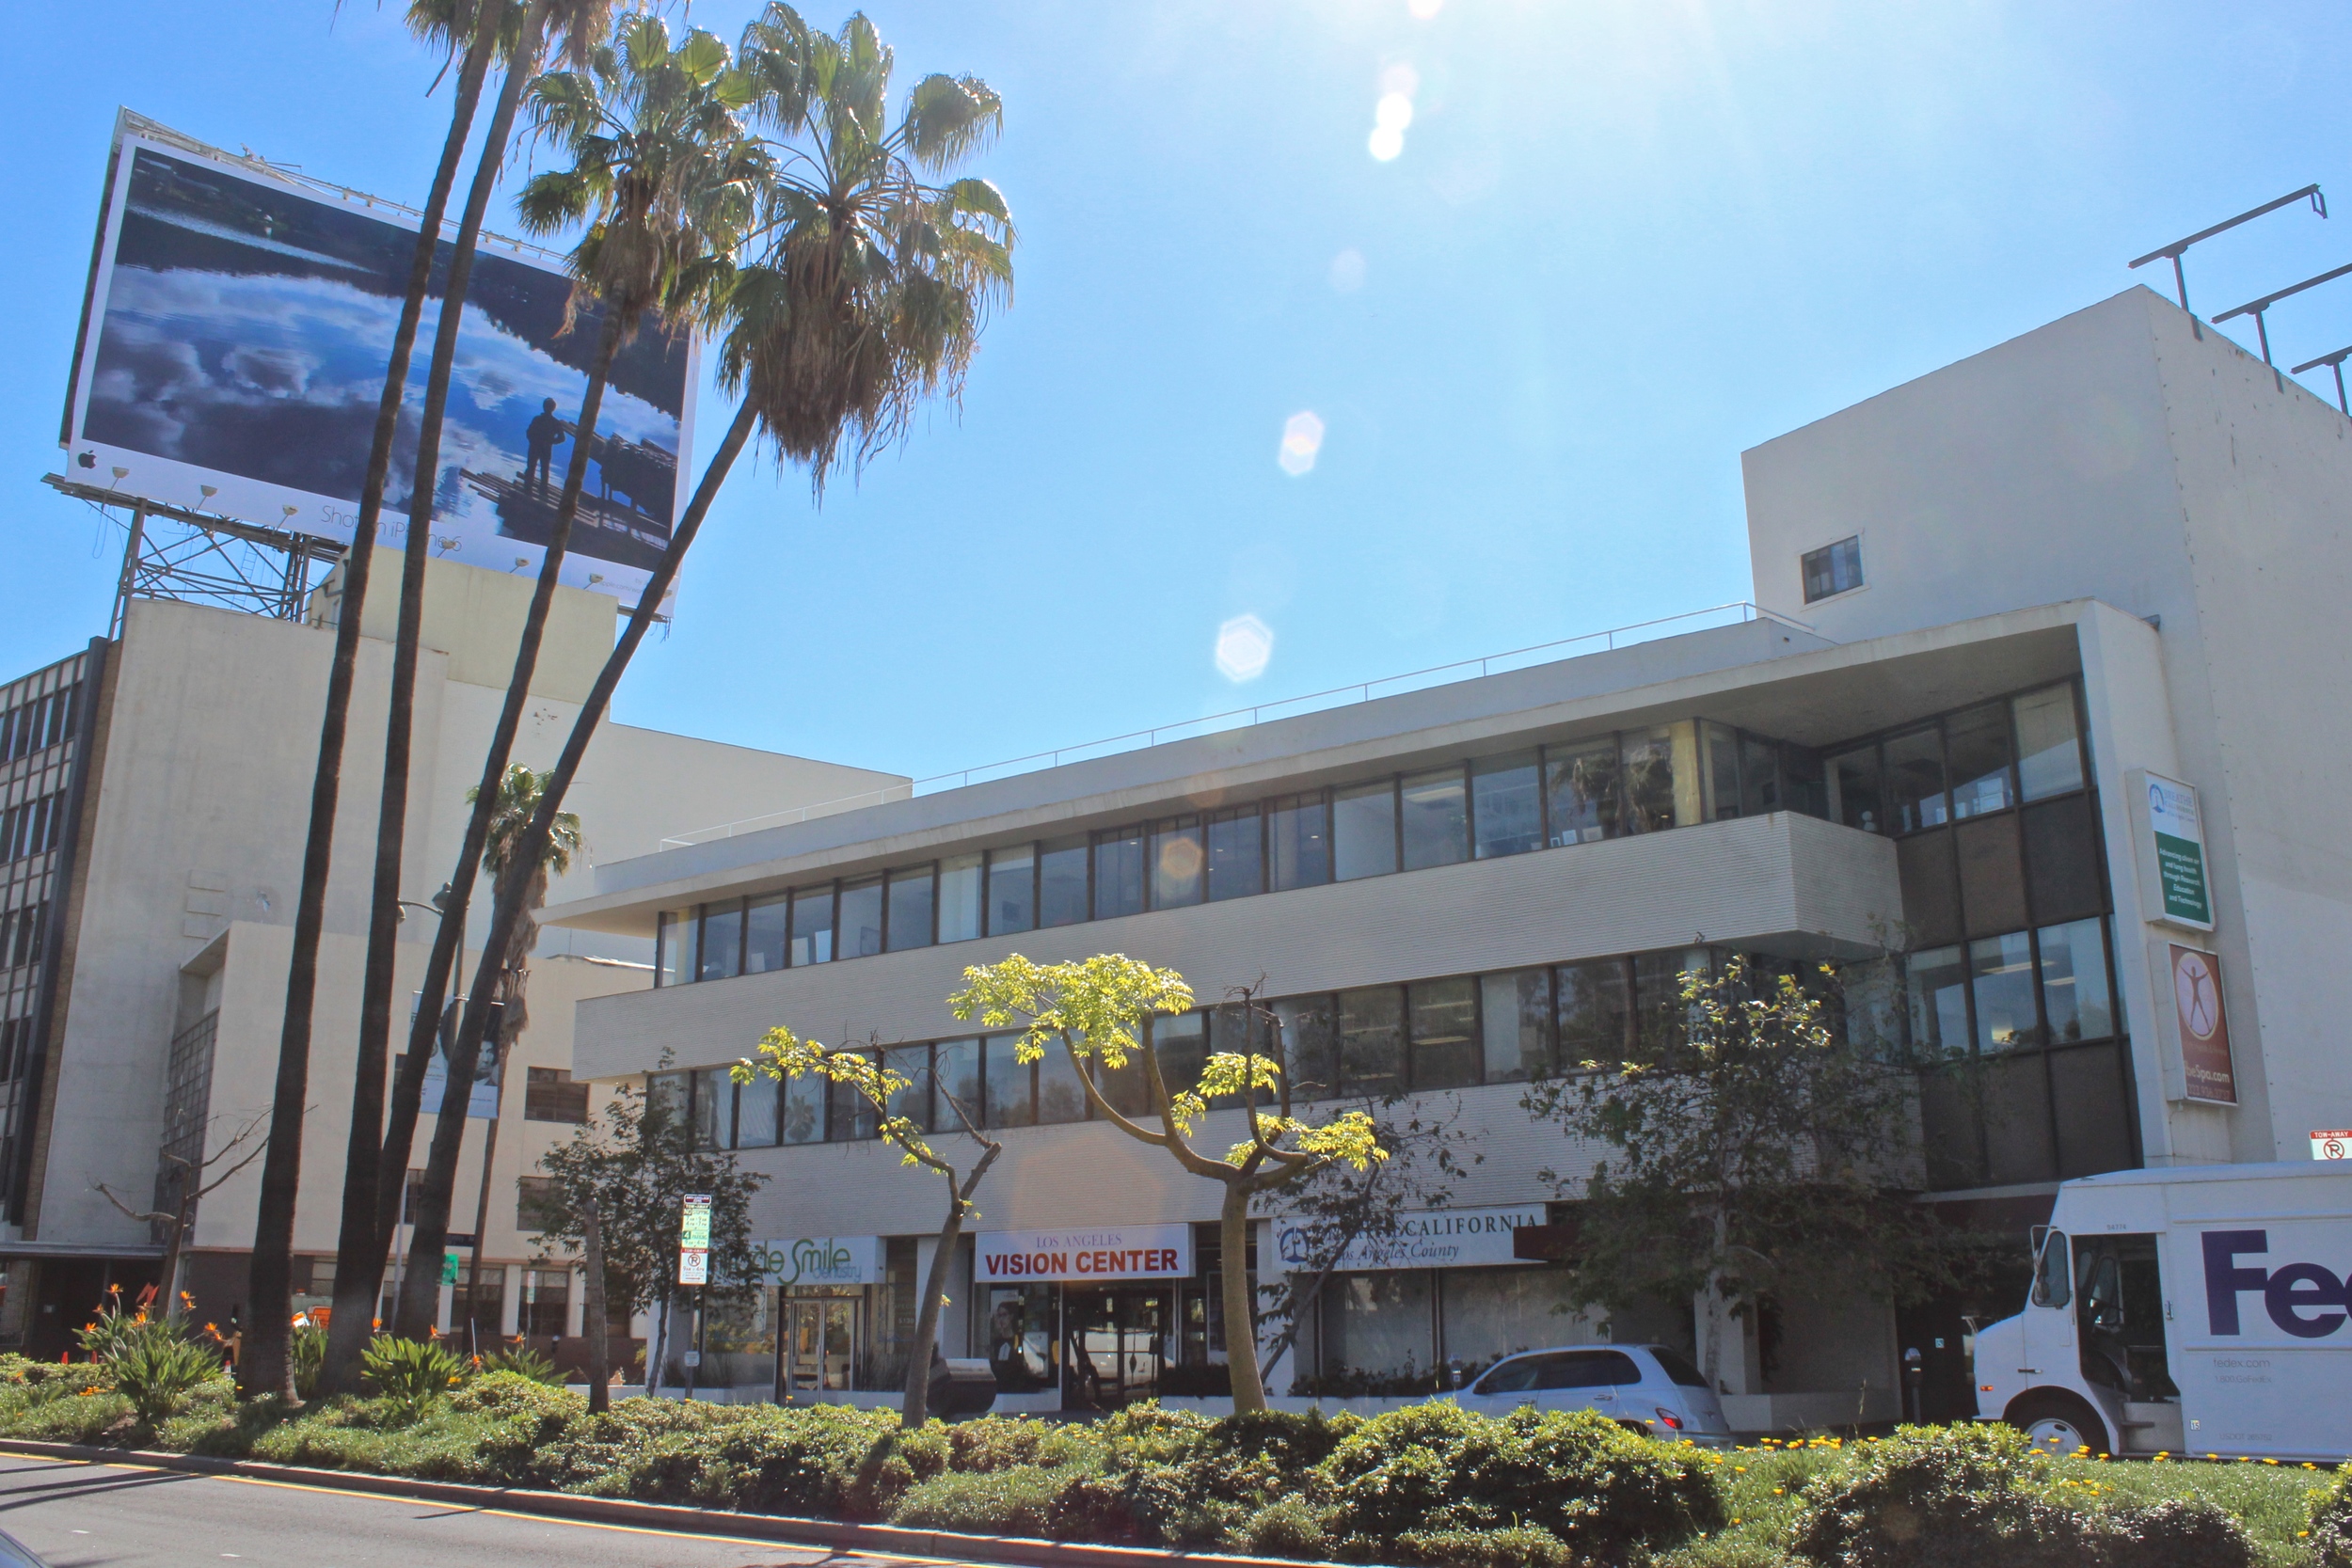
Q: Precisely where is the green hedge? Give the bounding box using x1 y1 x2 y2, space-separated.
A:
0 1354 2331 1568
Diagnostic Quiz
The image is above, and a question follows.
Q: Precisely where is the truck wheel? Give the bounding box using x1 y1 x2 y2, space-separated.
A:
2005 1390 2109 1457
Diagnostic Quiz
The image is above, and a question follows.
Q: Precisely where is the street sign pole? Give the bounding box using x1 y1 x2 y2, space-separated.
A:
678 1195 712 1402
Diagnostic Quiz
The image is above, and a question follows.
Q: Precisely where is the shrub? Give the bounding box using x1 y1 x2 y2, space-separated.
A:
1322 1402 1722 1561
946 1414 1105 1474
360 1337 466 1422
2312 1471 2352 1568
2096 1497 2254 1568
109 1335 224 1425
890 1463 1071 1537
8 1387 135 1445
1242 1496 1335 1560
444 1372 585 1485
289 1323 327 1401
478 1345 562 1386
1794 1424 2071 1568
1393 1524 1575 1567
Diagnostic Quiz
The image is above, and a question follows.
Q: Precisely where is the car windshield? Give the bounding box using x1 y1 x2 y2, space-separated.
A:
1472 1355 1539 1394
1645 1346 1710 1388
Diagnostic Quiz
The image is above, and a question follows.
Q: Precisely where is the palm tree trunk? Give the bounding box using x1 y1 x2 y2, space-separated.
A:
1219 1182 1267 1412
581 1192 610 1414
389 311 628 1338
237 16 495 1403
399 400 757 1343
325 0 539 1397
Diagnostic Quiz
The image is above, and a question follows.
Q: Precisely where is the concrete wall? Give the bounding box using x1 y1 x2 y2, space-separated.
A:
1742 286 2352 1165
573 810 1901 1083
30 562 906 1251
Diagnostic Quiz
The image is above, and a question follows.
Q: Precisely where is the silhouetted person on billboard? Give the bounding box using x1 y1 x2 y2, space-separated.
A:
524 398 567 495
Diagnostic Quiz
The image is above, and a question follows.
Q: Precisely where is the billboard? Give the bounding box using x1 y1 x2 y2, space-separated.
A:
61 116 697 611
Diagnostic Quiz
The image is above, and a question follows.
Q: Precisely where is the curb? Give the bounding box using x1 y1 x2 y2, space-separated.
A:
0 1439 1333 1568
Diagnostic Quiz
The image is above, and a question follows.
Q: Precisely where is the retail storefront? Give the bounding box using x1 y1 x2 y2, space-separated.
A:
739 1234 913 1397
973 1223 1224 1412
1276 1204 1608 1394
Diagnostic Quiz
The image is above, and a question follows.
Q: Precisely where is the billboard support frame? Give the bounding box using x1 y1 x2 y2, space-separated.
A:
45 473 344 637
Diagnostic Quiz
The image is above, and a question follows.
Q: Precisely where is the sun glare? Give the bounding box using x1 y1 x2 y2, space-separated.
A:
1278 411 1325 476
1216 614 1275 683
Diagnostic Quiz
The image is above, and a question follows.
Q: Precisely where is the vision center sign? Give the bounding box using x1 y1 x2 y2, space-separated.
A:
975 1225 1192 1283
2132 770 2215 931
752 1235 886 1288
1271 1204 1548 1273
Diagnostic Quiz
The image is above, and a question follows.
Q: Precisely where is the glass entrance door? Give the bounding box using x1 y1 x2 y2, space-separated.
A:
1062 1287 1171 1411
782 1294 859 1392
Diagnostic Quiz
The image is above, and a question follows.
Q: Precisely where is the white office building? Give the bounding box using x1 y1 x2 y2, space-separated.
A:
544 287 2352 1428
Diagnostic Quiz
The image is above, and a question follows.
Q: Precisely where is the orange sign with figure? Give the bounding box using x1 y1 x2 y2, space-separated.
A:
2170 943 2236 1105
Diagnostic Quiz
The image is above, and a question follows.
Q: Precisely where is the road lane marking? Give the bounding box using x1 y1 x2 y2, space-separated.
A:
29 1459 975 1566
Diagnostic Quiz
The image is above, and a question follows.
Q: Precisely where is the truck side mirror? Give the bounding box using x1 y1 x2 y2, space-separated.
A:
2030 1228 2071 1309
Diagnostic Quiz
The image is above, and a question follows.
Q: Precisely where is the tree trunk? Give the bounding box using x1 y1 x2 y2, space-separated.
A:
647 1291 670 1400
239 18 490 1401
901 1210 966 1428
1218 1182 1267 1412
326 0 532 1396
460 1036 507 1356
581 1193 610 1414
389 315 625 1339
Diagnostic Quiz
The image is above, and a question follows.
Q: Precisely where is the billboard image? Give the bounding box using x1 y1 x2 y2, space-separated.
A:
62 119 698 610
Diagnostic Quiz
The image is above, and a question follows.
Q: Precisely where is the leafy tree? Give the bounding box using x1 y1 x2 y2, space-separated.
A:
529 1067 766 1397
1524 953 1967 1391
949 958 1384 1413
393 10 766 1338
734 1028 1000 1426
328 0 619 1396
1253 1092 1481 1392
245 0 509 1402
426 1 1011 1353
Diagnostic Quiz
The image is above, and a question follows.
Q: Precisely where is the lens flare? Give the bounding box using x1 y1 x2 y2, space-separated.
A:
1368 125 1405 161
1328 248 1367 293
1216 614 1275 682
1278 411 1325 475
1407 0 1445 16
1375 91 1415 132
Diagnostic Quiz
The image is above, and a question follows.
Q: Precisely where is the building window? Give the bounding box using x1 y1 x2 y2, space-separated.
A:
2012 683 2086 800
1478 970 1550 1083
745 894 789 974
1092 827 1146 919
982 1036 1035 1129
838 877 884 958
789 884 834 966
884 864 936 953
1039 834 1089 927
516 1175 559 1231
1149 816 1204 910
1544 737 1620 845
1470 752 1542 859
934 1038 981 1128
523 1067 589 1123
781 1070 825 1144
986 846 1037 936
826 1053 880 1140
1399 767 1470 872
1332 781 1398 881
1150 1011 1208 1103
882 1044 932 1131
698 899 744 982
655 909 695 988
691 1069 733 1149
938 853 984 943
1407 976 1478 1089
736 1072 780 1147
1801 535 1864 602
1205 806 1263 901
519 1268 570 1337
1267 792 1331 890
1337 985 1404 1096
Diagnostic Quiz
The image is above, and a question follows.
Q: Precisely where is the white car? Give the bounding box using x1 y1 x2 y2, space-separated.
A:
1454 1343 1734 1444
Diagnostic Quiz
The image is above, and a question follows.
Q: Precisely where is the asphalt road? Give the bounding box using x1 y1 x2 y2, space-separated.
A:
0 1456 965 1568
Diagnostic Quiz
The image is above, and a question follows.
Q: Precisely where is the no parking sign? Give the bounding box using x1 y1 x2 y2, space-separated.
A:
2312 1132 2352 1161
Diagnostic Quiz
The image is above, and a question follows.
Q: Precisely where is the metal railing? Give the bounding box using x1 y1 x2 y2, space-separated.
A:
659 599 1813 849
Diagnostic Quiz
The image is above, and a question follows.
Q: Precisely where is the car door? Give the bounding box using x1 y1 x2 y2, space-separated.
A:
1461 1352 1542 1415
1530 1349 1631 1420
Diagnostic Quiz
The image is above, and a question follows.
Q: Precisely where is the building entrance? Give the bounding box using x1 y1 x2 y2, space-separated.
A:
1061 1285 1171 1411
781 1293 859 1392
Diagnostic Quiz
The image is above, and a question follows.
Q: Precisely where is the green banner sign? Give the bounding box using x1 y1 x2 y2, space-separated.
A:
2146 775 2212 927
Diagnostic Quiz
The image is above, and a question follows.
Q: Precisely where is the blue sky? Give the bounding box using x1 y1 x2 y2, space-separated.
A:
4 1 2348 800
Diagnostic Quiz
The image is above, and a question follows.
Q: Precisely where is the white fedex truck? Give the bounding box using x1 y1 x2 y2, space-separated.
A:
1973 1162 2352 1460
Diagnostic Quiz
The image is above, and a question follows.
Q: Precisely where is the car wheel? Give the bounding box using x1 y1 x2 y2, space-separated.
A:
2005 1390 2110 1457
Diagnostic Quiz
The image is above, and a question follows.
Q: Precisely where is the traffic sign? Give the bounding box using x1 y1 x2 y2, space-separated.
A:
678 1193 712 1285
2312 1131 2352 1161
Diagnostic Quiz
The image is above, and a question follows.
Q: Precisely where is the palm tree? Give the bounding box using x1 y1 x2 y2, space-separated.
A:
389 11 767 1337
241 0 503 1402
453 766 581 1350
324 0 618 1399
414 1 1013 1350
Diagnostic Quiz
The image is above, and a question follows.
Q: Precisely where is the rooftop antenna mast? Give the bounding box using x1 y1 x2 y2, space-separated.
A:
2129 183 2325 315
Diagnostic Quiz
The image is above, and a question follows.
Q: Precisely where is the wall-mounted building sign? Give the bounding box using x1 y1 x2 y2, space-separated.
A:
2170 944 2237 1105
2136 771 2215 930
752 1235 886 1288
1270 1203 1549 1274
2312 1131 2352 1162
974 1224 1192 1283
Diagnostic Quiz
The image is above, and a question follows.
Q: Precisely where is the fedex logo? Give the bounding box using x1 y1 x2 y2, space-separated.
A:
2203 1230 2350 1339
